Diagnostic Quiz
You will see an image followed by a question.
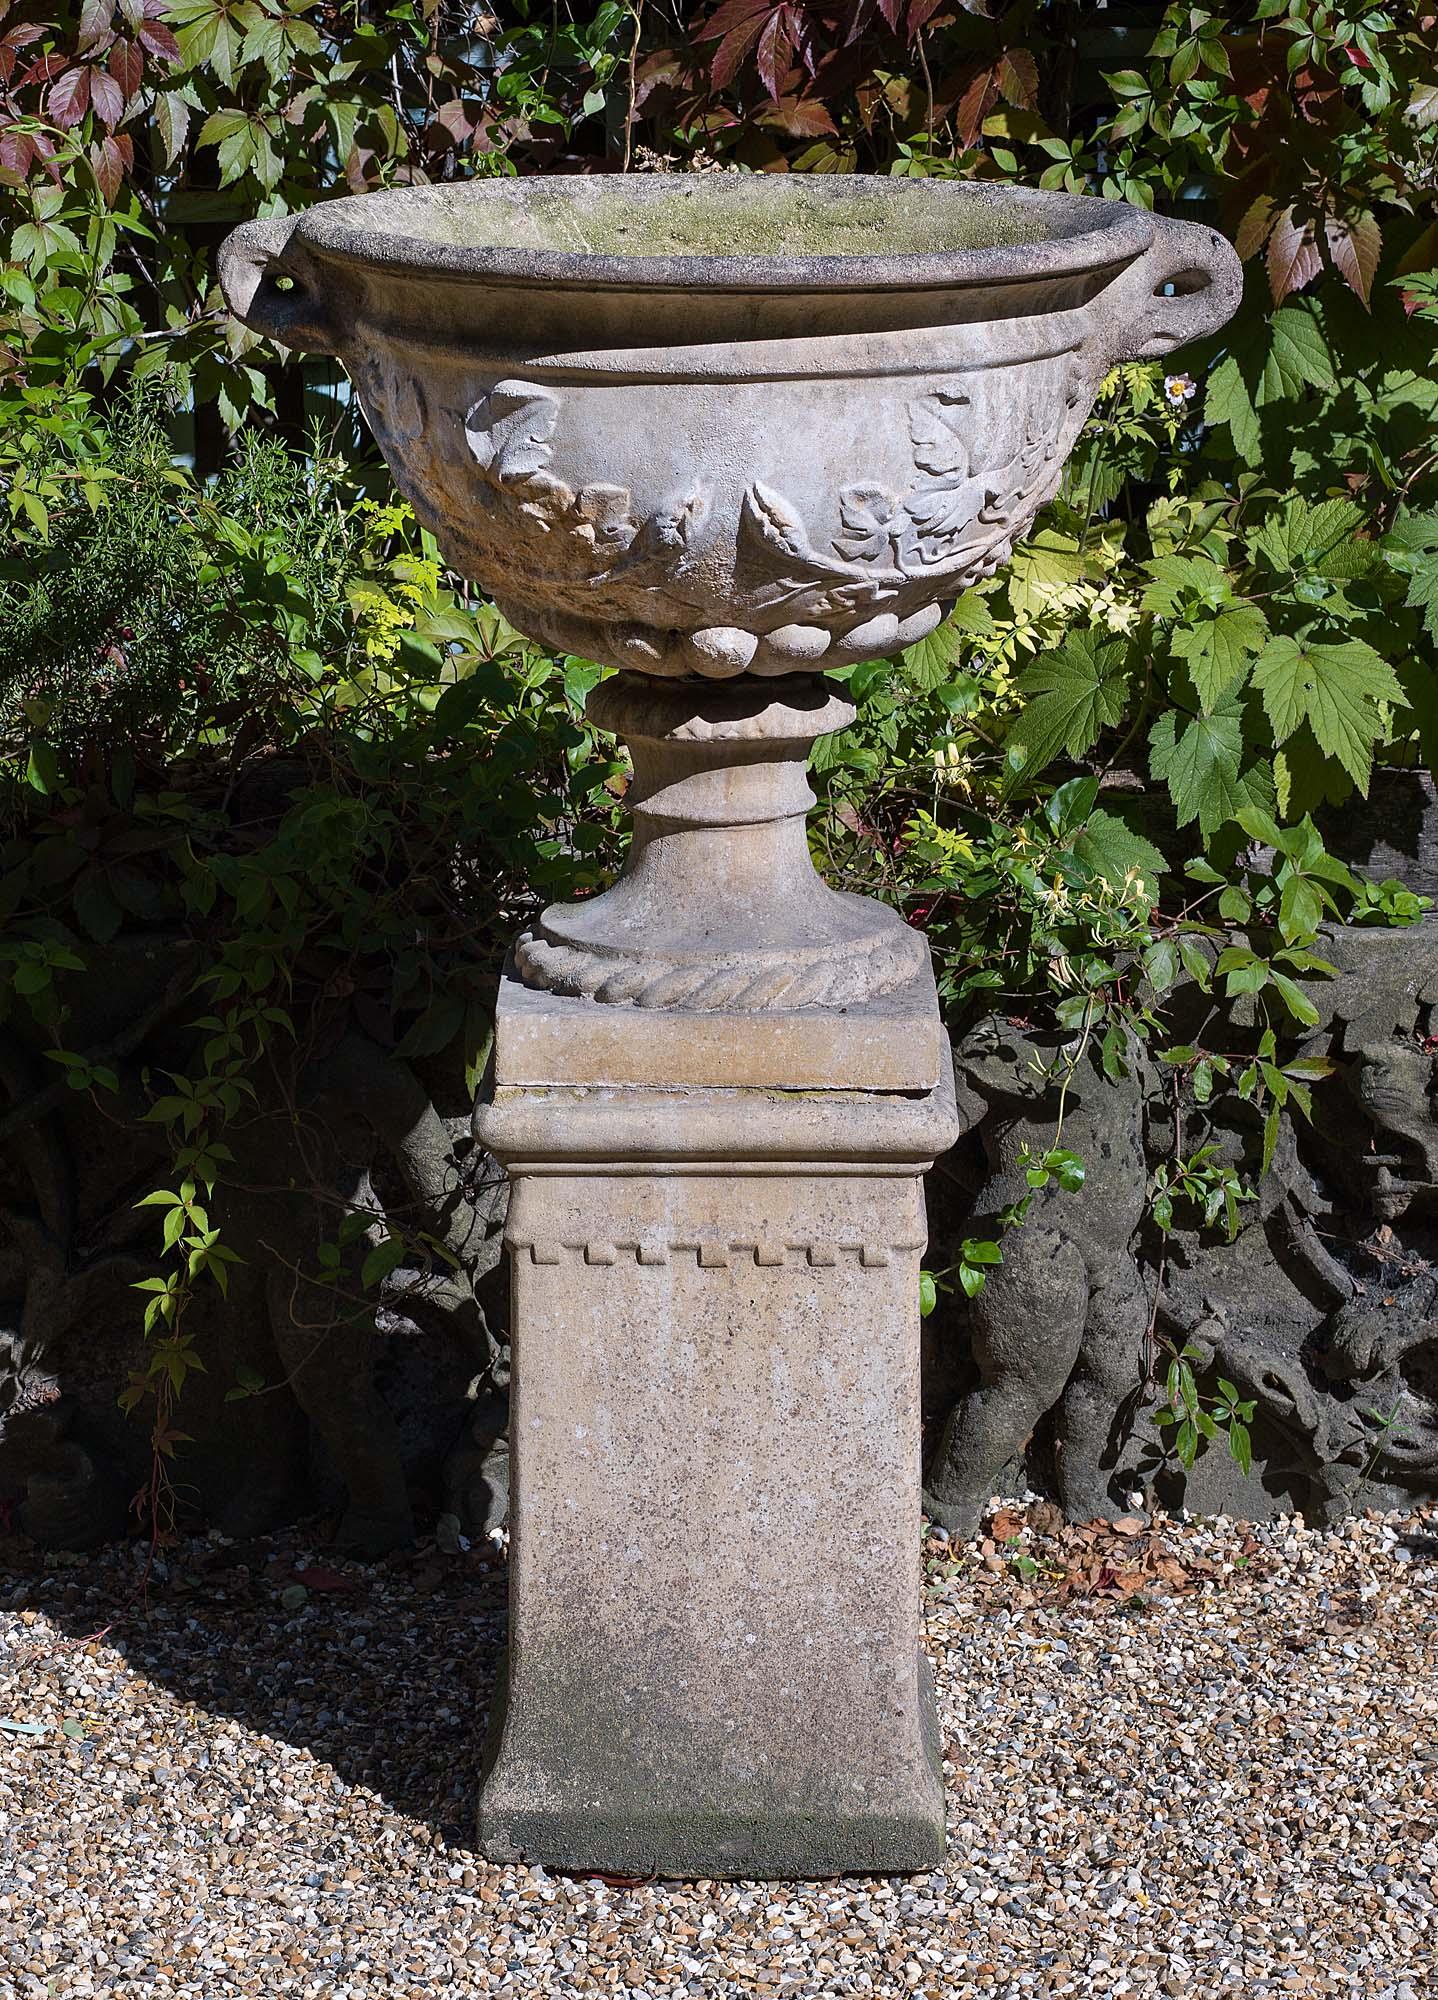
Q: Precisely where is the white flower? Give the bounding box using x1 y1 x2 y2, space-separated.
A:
1164 372 1198 406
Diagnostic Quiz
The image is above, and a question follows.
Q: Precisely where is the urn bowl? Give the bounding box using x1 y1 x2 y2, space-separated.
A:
219 175 1239 682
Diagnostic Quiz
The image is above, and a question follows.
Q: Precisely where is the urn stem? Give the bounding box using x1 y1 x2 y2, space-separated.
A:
514 674 929 1012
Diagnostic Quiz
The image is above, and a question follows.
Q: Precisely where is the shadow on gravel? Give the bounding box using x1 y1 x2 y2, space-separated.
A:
0 1527 508 1849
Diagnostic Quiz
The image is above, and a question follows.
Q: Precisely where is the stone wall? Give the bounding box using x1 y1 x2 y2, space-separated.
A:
4 917 1437 1551
923 917 1438 1531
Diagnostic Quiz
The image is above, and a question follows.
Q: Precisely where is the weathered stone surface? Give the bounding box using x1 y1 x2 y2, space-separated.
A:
219 176 1239 1017
927 915 1438 1527
475 977 957 1878
924 1017 1151 1539
219 177 1239 690
511 674 934 1027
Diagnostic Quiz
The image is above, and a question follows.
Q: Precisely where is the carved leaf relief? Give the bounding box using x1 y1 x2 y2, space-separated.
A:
454 370 1076 632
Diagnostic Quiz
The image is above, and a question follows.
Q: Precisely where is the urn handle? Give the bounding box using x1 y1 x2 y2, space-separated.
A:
1101 212 1243 365
217 215 339 356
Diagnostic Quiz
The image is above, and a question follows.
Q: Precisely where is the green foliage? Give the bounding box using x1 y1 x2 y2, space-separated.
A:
0 404 623 1497
2 1 1438 1500
1152 1343 1257 1477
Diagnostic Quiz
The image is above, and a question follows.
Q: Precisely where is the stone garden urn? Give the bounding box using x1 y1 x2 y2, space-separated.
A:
220 175 1239 1878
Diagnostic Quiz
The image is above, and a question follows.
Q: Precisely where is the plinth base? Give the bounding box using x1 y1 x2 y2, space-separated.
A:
478 1654 944 1879
475 971 958 1880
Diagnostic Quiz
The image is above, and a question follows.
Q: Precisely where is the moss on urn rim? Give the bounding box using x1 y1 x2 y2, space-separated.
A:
284 173 1155 293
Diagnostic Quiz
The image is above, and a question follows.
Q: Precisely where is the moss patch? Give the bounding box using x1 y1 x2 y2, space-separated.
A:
347 176 1069 261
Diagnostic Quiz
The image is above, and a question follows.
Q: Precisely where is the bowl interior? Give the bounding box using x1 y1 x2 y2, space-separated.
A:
303 175 1139 269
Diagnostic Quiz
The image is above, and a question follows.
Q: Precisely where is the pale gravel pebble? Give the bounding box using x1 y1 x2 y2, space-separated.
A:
0 1507 1434 1999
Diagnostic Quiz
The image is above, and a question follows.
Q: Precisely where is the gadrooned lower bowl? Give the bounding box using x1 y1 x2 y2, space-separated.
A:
220 177 1240 680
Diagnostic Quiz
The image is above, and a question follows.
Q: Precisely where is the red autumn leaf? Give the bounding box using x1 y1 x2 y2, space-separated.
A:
109 38 143 101
754 6 796 101
87 62 125 125
20 50 73 88
907 0 948 29
136 17 179 60
709 9 768 91
47 66 91 128
998 48 1038 108
2 23 45 47
763 89 838 136
1234 192 1275 261
1265 204 1322 303
837 0 879 44
1324 209 1381 307
0 128 35 178
954 63 998 147
1291 65 1339 120
90 131 127 202
704 0 773 32
77 0 114 51
435 98 473 146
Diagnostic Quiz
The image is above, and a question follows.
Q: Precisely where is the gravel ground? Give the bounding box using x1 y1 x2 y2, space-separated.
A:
1 1503 1435 2000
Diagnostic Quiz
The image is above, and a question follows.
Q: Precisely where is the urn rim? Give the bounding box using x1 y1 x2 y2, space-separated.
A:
276 173 1155 297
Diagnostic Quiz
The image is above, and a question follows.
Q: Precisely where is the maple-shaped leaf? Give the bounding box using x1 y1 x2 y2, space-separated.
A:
1247 495 1369 576
904 475 986 543
1171 601 1270 714
1252 632 1405 790
836 482 895 562
898 619 963 692
1149 693 1275 838
1004 630 1130 787
1071 809 1167 909
464 382 559 482
1139 553 1231 618
1383 509 1438 641
1005 528 1084 621
1203 353 1261 465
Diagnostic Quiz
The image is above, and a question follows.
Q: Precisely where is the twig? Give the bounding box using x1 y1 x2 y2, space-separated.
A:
622 0 644 172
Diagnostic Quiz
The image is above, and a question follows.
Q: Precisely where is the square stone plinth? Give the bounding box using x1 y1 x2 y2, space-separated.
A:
474 973 958 1880
492 964 945 1092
